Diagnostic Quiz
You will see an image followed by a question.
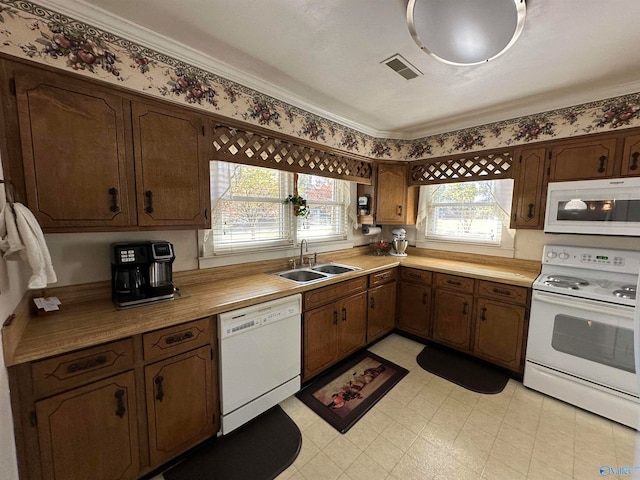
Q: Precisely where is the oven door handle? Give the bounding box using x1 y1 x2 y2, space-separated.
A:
532 291 635 319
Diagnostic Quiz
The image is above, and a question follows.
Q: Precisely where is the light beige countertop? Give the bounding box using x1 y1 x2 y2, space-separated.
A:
2 250 540 367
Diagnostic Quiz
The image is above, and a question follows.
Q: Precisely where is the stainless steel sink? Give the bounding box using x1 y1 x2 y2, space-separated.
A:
311 264 358 275
277 270 328 282
274 263 360 284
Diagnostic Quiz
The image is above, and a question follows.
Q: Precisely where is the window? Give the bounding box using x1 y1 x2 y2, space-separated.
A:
416 179 515 254
204 162 351 255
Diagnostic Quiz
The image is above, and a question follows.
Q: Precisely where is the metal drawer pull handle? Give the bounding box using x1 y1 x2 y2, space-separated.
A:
447 280 462 286
492 287 512 296
527 203 534 219
481 307 487 321
598 155 607 173
422 293 428 305
342 307 347 322
408 273 421 279
114 389 126 418
165 331 194 344
333 311 338 325
66 355 108 373
631 152 639 170
155 376 164 402
108 187 120 213
370 297 375 308
462 302 468 315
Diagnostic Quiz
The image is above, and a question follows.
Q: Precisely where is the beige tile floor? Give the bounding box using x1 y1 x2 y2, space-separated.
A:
276 334 640 480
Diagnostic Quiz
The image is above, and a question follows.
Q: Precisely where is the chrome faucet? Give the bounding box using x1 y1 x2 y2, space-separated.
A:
299 239 308 266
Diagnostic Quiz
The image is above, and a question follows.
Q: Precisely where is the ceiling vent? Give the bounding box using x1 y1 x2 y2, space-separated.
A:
382 54 422 80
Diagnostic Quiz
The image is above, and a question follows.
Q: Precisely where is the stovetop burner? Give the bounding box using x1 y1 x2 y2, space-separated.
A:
620 285 637 292
545 275 590 286
613 290 637 300
543 280 581 290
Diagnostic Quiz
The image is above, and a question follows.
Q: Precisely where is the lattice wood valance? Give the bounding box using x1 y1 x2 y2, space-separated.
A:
409 149 514 185
211 124 373 184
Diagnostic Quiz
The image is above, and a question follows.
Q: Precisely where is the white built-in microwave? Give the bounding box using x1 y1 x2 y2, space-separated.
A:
544 177 640 236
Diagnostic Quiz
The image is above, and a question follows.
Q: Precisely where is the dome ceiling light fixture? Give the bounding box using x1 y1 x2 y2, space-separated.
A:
407 0 527 66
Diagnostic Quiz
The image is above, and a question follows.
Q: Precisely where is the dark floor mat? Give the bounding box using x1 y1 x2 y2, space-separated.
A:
163 405 301 480
416 343 509 394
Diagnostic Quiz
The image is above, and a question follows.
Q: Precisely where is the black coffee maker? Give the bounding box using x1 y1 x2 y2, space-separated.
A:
111 241 175 307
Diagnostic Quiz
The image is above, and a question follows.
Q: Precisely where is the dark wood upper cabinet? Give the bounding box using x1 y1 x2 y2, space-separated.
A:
15 70 135 229
621 134 640 177
510 147 548 229
132 101 210 228
548 137 618 181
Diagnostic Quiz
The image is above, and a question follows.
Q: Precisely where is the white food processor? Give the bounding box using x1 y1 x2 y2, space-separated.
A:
390 228 408 257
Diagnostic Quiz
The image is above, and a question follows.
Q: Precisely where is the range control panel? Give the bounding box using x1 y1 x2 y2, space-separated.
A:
543 245 640 274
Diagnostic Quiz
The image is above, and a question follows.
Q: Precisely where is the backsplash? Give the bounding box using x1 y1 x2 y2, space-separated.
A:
0 0 639 161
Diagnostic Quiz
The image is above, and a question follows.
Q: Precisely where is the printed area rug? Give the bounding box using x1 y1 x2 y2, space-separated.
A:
162 405 300 480
416 343 509 394
296 351 408 433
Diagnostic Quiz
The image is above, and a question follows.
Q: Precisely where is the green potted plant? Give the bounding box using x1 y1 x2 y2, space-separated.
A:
283 194 310 218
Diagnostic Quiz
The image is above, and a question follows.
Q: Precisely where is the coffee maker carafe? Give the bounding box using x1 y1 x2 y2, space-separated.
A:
111 241 175 307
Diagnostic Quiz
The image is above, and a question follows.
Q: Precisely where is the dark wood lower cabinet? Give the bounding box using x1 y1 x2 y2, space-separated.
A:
35 371 140 480
473 298 526 371
367 282 397 343
432 288 473 351
397 281 430 338
145 345 216 467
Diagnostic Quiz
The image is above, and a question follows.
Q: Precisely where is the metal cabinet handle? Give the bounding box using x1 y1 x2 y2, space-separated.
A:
114 389 126 418
145 190 154 213
631 152 639 171
462 302 468 315
408 272 422 279
527 203 534 219
598 155 607 173
333 311 338 325
108 187 120 213
342 307 347 322
447 279 462 286
155 376 164 402
422 293 428 305
66 355 107 373
370 297 375 309
492 287 512 296
165 331 194 345
481 307 487 321
397 205 403 216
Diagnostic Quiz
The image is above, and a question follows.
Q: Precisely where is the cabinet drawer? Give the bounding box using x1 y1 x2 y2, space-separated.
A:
476 280 529 306
304 277 367 311
143 318 212 362
400 267 432 284
369 268 397 288
32 338 134 398
434 273 474 293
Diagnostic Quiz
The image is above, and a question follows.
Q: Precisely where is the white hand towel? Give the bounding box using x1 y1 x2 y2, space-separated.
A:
12 203 57 289
0 203 25 257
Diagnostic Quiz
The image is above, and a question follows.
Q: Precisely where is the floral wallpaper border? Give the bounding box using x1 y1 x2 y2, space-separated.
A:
1 0 640 162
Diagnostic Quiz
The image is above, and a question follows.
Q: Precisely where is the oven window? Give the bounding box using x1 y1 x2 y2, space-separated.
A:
551 314 635 373
556 199 640 222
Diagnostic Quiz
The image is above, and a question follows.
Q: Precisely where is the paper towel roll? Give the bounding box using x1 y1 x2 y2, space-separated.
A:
362 226 382 236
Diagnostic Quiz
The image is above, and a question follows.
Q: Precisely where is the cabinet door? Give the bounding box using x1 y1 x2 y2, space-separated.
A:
510 147 547 229
397 281 430 338
375 163 415 224
15 71 135 229
367 282 397 343
621 134 640 177
35 371 139 480
303 303 341 379
338 292 368 357
549 138 618 181
473 298 526 371
132 101 210 227
432 288 473 351
145 345 215 467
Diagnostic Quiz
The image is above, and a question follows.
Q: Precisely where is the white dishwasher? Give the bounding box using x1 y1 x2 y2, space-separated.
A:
218 294 301 434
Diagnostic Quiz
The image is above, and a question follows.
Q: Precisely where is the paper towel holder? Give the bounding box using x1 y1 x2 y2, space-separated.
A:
362 225 382 235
